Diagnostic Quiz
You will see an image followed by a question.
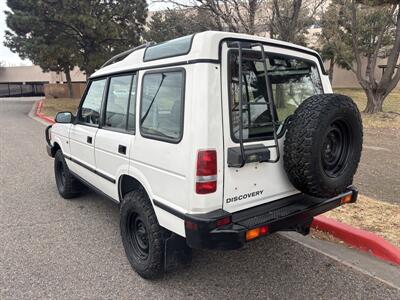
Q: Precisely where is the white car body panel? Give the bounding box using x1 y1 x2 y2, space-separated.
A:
50 31 333 238
94 129 133 199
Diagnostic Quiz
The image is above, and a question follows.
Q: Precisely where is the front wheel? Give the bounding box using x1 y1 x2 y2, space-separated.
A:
120 189 168 279
54 150 82 199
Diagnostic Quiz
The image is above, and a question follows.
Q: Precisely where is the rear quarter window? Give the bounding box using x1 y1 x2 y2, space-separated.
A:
139 69 185 143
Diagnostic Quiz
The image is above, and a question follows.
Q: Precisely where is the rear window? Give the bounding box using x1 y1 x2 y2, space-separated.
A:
144 35 193 62
229 50 323 142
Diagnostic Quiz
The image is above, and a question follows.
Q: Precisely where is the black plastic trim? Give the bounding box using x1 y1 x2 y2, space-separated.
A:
185 187 358 250
45 125 52 147
153 199 185 220
64 154 116 184
70 170 119 204
46 144 53 157
227 143 271 167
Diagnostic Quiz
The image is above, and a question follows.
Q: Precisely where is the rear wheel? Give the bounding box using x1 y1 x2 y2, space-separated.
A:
284 94 363 198
54 150 82 199
120 189 168 279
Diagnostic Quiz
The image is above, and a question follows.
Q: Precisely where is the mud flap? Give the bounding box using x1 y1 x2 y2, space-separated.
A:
164 233 192 272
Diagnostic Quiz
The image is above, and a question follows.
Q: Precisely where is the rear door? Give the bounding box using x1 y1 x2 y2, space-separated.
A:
221 43 324 213
94 73 136 199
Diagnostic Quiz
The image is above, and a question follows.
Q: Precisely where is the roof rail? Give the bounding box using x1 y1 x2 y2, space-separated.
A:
100 42 156 68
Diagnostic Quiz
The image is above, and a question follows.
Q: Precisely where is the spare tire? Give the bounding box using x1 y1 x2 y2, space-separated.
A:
283 94 363 198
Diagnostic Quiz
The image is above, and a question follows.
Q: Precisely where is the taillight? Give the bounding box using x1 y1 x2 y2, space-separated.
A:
216 216 231 227
196 150 217 194
340 194 352 204
246 225 269 241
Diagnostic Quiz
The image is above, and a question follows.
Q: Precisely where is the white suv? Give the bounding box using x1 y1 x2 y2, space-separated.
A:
46 31 362 279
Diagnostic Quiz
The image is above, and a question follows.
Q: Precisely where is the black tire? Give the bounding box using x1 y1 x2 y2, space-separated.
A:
120 189 168 279
54 150 82 199
283 94 363 198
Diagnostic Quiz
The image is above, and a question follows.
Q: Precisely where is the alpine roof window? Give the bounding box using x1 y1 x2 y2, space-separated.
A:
144 35 193 62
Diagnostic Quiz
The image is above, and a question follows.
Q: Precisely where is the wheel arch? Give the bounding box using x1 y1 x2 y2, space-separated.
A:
51 141 62 157
118 174 152 204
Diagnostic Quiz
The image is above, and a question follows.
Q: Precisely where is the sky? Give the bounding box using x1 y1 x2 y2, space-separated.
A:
0 0 172 66
0 0 31 65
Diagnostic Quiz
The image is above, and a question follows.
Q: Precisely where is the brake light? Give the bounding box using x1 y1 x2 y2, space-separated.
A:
196 150 217 194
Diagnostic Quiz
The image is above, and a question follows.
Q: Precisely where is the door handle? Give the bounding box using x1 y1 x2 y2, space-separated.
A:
118 145 127 155
87 136 92 144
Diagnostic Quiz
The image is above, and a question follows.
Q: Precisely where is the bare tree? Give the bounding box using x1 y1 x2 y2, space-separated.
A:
346 0 400 113
315 1 353 83
269 0 326 44
155 0 264 34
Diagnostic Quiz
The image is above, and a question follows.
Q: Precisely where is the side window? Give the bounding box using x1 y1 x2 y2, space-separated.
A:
79 79 107 125
140 70 184 142
104 75 133 130
127 74 137 132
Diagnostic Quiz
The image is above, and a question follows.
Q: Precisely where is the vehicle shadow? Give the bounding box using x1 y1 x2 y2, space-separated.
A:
80 192 384 299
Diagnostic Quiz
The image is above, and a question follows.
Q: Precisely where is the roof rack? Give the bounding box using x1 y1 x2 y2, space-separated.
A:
100 42 156 68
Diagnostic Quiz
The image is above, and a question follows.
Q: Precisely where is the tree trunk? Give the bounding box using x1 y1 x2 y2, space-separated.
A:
363 88 385 114
65 69 74 98
328 57 335 84
248 0 257 35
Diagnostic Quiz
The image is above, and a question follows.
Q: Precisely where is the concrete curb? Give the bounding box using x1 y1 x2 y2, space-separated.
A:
35 100 55 124
312 215 400 266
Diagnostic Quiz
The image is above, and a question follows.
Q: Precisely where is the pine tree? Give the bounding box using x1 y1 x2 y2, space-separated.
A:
4 0 148 83
5 0 78 97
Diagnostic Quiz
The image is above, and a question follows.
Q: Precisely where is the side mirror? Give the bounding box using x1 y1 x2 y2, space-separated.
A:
55 111 74 123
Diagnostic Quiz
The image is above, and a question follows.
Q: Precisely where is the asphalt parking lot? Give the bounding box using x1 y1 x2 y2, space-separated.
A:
1 99 399 299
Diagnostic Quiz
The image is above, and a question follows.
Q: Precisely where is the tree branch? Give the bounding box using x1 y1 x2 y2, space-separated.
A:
370 5 396 85
380 5 400 86
350 0 367 84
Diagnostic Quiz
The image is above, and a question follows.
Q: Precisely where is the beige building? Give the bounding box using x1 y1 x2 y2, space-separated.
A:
0 65 85 97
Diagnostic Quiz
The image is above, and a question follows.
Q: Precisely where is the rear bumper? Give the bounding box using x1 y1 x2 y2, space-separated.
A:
185 187 358 250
